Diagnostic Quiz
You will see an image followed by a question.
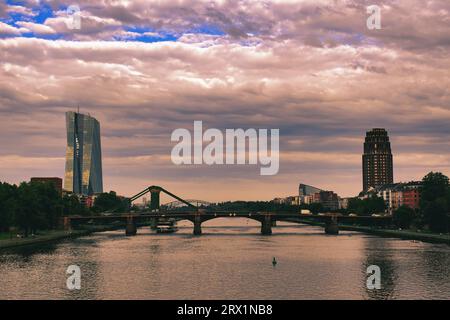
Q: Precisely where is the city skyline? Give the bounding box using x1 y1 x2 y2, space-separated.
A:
1 117 447 201
0 0 449 201
0 1 450 303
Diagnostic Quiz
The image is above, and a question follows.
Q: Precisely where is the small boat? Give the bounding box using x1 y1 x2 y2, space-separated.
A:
156 226 178 234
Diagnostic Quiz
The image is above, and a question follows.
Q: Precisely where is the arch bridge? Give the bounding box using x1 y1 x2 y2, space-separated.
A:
63 185 392 236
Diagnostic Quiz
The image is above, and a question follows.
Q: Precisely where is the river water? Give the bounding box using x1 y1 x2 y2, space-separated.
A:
0 219 449 300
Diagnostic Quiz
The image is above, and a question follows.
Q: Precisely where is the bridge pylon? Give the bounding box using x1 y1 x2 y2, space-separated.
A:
125 215 137 236
261 214 273 235
324 215 339 235
193 214 202 235
149 187 161 211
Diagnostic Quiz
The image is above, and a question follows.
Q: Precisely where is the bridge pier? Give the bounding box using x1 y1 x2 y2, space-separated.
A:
150 217 158 230
324 217 339 235
193 214 202 235
63 217 71 232
261 215 272 235
126 215 137 236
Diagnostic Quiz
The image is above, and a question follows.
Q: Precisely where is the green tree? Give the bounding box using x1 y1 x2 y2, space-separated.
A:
10 181 65 236
31 181 63 229
393 205 416 229
14 182 42 236
421 172 449 202
62 193 90 216
1 180 67 235
92 191 128 213
309 202 324 215
420 172 449 233
422 200 448 233
0 182 17 232
347 196 386 216
367 196 386 215
347 197 362 214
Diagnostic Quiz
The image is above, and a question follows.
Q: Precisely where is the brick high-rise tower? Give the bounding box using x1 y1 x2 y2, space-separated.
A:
362 128 393 192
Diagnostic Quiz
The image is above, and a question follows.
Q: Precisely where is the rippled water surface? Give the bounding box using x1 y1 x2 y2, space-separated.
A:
1 219 450 299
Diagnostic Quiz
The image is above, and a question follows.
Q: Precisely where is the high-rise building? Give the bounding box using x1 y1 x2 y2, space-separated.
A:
64 111 103 195
362 128 393 191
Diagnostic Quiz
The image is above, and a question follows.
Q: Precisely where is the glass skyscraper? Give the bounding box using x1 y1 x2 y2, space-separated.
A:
64 111 103 195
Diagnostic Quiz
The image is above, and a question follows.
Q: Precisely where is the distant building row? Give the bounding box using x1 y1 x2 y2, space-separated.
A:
274 179 421 215
363 181 422 214
272 184 343 211
299 184 341 211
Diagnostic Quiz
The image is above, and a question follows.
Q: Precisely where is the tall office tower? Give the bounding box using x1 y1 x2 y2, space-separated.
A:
299 183 322 197
64 111 103 195
362 128 393 192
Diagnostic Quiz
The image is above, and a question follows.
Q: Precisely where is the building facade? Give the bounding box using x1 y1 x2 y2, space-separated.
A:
362 128 394 192
272 196 300 205
299 183 322 197
313 191 340 211
376 183 399 212
339 197 352 210
399 181 421 210
402 189 420 210
376 181 422 214
64 111 103 196
30 177 63 195
299 183 323 204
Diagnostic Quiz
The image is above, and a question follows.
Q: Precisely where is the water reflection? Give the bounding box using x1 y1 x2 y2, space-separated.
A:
0 220 449 300
418 246 450 299
362 237 398 300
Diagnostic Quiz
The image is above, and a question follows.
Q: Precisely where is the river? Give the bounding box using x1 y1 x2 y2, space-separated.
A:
1 219 449 300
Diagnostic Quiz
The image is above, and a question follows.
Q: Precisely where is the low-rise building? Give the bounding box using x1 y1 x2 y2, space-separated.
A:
299 183 323 204
374 181 422 214
272 196 299 206
313 191 340 211
339 197 352 210
30 177 63 195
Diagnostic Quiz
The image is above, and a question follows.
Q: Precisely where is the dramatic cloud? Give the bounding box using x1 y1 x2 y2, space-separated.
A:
0 0 449 200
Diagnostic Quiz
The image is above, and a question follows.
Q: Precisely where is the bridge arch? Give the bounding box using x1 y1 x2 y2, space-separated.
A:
200 214 264 224
170 213 271 236
162 199 212 209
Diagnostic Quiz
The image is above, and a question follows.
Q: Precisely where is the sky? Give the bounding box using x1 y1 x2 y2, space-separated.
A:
0 0 449 202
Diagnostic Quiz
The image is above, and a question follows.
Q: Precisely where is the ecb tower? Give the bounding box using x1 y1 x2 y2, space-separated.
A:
64 111 103 195
362 128 393 192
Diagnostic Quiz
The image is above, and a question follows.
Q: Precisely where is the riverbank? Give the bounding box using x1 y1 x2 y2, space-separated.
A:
293 219 450 245
2 219 449 250
0 224 126 250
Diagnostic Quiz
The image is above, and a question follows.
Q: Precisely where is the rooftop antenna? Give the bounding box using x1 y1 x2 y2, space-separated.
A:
77 105 80 114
